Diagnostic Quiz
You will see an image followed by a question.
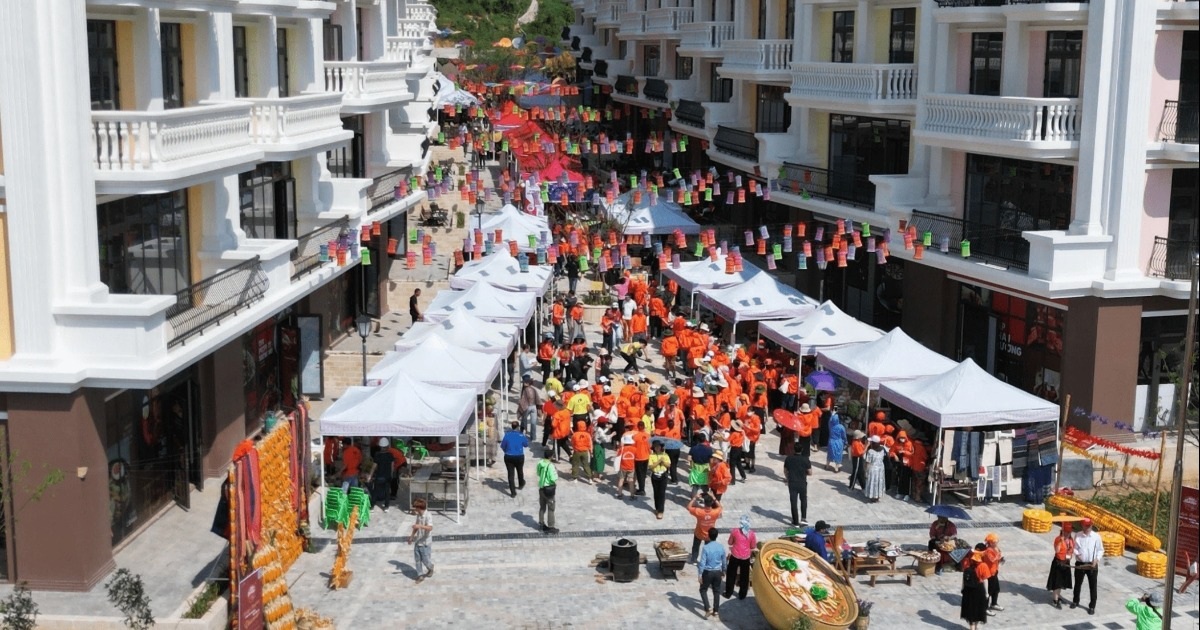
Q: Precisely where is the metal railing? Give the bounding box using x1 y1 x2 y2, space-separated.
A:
168 256 269 347
908 210 1030 272
935 0 1087 6
713 126 759 162
615 75 639 96
777 162 876 210
366 167 414 214
594 60 609 77
571 36 581 52
644 78 669 103
675 99 706 128
1158 100 1199 144
292 217 351 281
581 47 593 63
1148 236 1198 281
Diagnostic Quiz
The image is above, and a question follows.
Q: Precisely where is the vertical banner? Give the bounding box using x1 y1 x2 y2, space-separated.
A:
1177 485 1199 576
238 569 264 630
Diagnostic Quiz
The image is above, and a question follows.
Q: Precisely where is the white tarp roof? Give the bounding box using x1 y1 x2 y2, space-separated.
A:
816 327 959 391
367 335 501 394
660 254 762 293
424 282 536 326
878 358 1061 428
603 190 702 235
319 372 476 437
395 310 518 356
698 273 820 323
758 301 885 357
480 205 549 252
448 249 553 293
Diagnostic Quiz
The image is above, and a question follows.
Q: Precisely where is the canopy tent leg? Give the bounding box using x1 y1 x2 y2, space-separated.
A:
455 434 462 524
932 427 944 505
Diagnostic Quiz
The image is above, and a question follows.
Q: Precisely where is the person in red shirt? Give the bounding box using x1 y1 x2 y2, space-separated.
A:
551 297 566 345
537 336 555 381
570 421 594 482
744 413 762 473
615 435 637 499
649 294 667 338
909 438 929 503
632 420 652 496
541 393 560 451
339 438 362 490
660 330 679 379
891 430 916 500
323 437 340 476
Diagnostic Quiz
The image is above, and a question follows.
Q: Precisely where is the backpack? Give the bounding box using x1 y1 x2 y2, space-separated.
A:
962 562 982 589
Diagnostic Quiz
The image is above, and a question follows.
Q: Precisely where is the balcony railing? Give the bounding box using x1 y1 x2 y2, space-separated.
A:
615 75 639 96
619 12 646 35
292 217 351 281
366 168 414 214
644 79 669 103
596 0 625 26
679 22 735 52
594 59 609 77
723 40 794 73
922 94 1080 143
714 126 759 162
324 61 409 99
404 2 436 21
91 103 253 173
790 63 917 102
778 162 876 210
935 0 1088 6
571 36 581 52
168 256 269 347
675 99 706 128
908 210 1030 272
581 47 593 63
1158 100 1199 144
245 93 345 145
1148 236 1198 281
645 7 695 34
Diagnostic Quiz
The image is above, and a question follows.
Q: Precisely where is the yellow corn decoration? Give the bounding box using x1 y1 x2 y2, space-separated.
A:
1046 494 1162 552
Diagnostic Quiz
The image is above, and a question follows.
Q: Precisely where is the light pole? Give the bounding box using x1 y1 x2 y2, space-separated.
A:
355 313 373 386
475 197 485 233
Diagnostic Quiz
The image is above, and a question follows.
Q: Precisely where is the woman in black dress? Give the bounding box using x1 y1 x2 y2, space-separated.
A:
961 543 992 629
1045 523 1075 608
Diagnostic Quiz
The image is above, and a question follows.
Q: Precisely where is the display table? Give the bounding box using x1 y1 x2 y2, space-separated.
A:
851 549 914 586
405 466 468 516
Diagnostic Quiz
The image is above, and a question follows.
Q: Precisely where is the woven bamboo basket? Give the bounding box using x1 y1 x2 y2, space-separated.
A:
1099 531 1125 557
1022 509 1053 533
1136 551 1168 579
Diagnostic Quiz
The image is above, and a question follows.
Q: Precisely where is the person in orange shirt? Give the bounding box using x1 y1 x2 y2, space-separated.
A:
1047 524 1075 608
847 430 868 490
569 421 594 482
687 493 723 564
649 293 667 338
743 412 762 473
551 404 573 462
551 296 566 345
909 438 929 503
632 420 652 496
794 403 818 453
614 434 637 499
323 437 340 476
727 419 748 483
891 430 915 500
982 533 1005 613
961 544 995 630
867 411 888 438
568 298 585 342
708 450 732 501
629 308 648 340
537 335 555 381
339 438 362 490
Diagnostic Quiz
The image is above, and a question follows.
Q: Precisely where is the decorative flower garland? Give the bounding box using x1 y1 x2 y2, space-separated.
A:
1063 443 1155 478
1064 426 1161 460
1072 406 1162 439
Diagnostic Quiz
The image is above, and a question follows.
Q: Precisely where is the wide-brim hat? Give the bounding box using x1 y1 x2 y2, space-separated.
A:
692 387 705 398
731 420 743 431
851 430 866 439
711 450 725 460
799 403 812 413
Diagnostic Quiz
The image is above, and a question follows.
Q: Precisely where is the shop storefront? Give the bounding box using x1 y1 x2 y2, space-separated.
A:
957 282 1066 403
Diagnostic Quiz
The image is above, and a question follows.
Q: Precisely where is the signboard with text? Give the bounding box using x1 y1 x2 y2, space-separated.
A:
237 568 264 630
1177 485 1199 576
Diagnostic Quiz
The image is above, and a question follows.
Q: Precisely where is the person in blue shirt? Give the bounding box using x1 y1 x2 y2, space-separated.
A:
696 527 727 619
499 421 530 497
804 520 833 563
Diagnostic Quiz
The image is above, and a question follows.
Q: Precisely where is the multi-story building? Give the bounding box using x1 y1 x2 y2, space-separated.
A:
568 0 1198 437
0 0 440 589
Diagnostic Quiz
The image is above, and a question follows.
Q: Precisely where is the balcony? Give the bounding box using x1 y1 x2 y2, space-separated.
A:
645 7 694 36
324 61 412 113
674 99 707 129
594 59 609 78
932 0 1090 22
596 0 625 27
619 11 648 38
245 93 351 159
365 167 416 219
777 162 876 210
713 126 759 163
677 21 735 57
615 75 640 97
91 103 263 195
718 40 794 83
935 0 1088 5
788 63 917 115
644 79 669 103
917 93 1081 159
292 217 351 281
1151 99 1200 162
168 256 269 348
1148 236 1198 281
908 210 1030 272
403 2 436 22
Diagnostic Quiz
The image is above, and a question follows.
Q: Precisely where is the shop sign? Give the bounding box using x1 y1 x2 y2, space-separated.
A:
1178 486 1199 576
238 569 264 630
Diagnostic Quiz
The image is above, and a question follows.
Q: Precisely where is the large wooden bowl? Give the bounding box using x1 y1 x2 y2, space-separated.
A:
751 539 860 630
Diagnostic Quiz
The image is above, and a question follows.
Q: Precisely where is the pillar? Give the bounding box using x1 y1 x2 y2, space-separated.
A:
854 0 872 64
200 339 247 477
252 16 280 98
1000 19 1029 97
193 12 234 101
132 8 166 109
1060 296 1142 438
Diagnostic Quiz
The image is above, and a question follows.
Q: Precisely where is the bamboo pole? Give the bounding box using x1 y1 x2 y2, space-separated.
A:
1151 428 1167 539
1053 394 1071 492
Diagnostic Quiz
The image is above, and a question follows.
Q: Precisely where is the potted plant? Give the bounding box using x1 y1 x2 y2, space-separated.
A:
853 599 874 629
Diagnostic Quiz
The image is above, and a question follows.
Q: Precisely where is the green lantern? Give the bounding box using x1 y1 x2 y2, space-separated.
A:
922 231 932 247
961 240 971 258
862 223 871 237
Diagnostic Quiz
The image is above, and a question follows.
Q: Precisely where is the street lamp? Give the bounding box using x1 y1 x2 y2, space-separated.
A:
355 313 373 386
475 198 485 233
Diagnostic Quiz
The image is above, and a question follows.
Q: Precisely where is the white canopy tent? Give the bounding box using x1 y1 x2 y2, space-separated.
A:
660 253 763 313
816 328 960 391
879 358 1061 429
396 310 518 356
758 301 884 359
318 372 477 522
367 335 500 392
448 249 553 294
697 274 820 342
480 204 549 253
602 190 702 235
424 282 537 334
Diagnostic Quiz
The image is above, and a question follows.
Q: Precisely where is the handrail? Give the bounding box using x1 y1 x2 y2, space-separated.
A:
1148 236 1198 281
168 256 269 347
908 210 1030 272
714 126 759 162
1158 100 1199 144
644 79 669 103
778 162 876 210
92 103 253 172
366 168 414 213
594 60 609 77
675 99 706 128
615 74 639 95
790 63 917 101
935 0 1088 6
292 217 351 281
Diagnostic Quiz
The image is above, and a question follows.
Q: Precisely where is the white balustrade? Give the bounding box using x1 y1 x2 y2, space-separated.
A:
596 0 625 26
922 93 1081 143
619 11 646 34
245 93 345 144
386 36 427 62
723 39 794 72
791 63 917 101
679 21 735 51
396 21 430 39
404 3 436 21
645 7 695 34
91 103 253 172
324 61 410 99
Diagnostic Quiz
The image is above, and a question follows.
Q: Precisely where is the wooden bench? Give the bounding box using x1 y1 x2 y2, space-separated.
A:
860 566 915 586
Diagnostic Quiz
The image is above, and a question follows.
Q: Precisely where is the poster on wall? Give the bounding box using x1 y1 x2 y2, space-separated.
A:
279 324 300 409
1178 485 1199 576
237 568 264 630
297 315 324 397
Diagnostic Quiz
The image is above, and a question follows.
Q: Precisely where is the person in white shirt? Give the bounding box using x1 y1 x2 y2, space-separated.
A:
1071 517 1104 615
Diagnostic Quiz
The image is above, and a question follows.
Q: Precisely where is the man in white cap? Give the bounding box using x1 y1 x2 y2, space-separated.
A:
370 438 396 512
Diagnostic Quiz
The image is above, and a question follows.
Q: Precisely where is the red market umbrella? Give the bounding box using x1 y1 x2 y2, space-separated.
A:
772 409 805 433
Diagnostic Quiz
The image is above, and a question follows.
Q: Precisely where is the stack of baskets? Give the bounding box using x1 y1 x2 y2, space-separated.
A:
1022 508 1053 533
1136 551 1168 579
1099 531 1126 557
914 551 941 577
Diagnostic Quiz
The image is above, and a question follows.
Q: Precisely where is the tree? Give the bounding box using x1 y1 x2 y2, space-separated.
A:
1 447 65 524
105 568 155 630
0 583 39 630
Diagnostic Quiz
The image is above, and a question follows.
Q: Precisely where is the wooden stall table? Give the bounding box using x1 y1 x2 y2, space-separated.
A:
850 543 915 586
405 465 468 516
939 480 976 507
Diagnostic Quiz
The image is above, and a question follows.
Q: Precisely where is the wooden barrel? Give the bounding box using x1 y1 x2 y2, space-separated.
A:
1136 551 1168 579
751 539 860 630
1099 531 1125 557
1022 509 1053 533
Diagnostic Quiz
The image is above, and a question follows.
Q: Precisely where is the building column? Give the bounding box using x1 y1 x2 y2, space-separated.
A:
332 2 358 61
909 1 940 176
1000 19 1029 97
923 20 954 209
1061 296 1141 438
132 8 166 109
194 12 235 101
1071 0 1119 236
295 18 321 93
195 177 245 258
854 0 873 64
199 339 248 477
294 155 326 233
360 2 384 61
253 16 280 98
798 3 816 62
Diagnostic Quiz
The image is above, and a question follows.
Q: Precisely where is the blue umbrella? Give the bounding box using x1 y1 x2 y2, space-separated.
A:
805 370 838 392
926 504 971 521
651 436 685 451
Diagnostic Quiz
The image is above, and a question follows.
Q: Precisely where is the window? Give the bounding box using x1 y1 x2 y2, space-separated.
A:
969 33 1003 96
965 154 1073 234
756 85 791 133
644 45 660 77
758 0 768 39
619 40 628 60
829 114 911 177
277 28 290 98
327 116 365 178
239 162 297 240
709 63 732 103
785 0 796 40
888 8 916 64
832 11 854 63
1043 31 1082 98
87 20 120 110
323 19 343 62
233 26 250 98
161 22 184 109
675 54 694 80
1168 169 1199 245
97 191 190 296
